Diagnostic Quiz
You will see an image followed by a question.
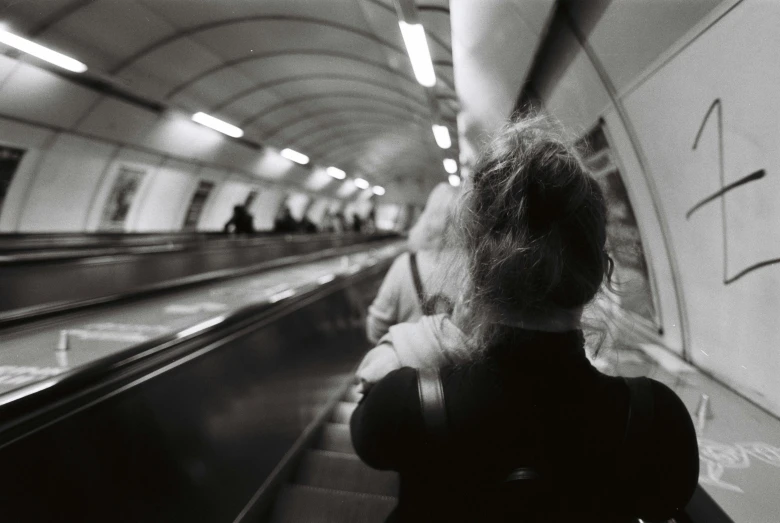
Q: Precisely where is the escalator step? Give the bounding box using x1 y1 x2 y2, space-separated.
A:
331 402 357 424
295 449 399 496
269 484 396 523
316 423 355 454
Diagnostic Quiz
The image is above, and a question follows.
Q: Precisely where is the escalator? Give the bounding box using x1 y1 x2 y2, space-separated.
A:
263 390 398 523
0 231 395 324
0 246 397 522
0 241 734 523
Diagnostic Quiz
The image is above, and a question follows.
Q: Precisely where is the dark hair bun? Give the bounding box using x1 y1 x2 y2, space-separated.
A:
461 116 608 312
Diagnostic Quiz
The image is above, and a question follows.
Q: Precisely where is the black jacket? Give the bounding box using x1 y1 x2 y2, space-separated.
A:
350 329 699 522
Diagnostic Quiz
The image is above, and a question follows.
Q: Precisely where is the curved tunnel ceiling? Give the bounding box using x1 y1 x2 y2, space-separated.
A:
1 0 459 192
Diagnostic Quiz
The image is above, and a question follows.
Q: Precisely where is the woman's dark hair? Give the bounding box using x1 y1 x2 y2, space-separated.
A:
455 115 610 346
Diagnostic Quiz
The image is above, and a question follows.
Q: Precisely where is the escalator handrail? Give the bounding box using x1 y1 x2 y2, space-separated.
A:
0 231 396 265
0 236 399 327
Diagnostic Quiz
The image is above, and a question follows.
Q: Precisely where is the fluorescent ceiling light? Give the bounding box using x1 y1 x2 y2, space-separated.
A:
432 124 451 149
443 158 458 174
326 166 346 179
354 178 370 190
192 112 243 138
281 148 309 165
372 186 385 196
448 174 461 187
398 21 436 87
0 29 87 73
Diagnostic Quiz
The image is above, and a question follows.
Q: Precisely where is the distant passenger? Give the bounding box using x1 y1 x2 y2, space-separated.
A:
352 213 363 233
365 205 377 233
321 210 337 233
351 116 699 523
299 215 318 234
223 205 255 235
273 206 298 234
364 183 460 344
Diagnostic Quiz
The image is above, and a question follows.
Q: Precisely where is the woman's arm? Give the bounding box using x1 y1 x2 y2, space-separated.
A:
366 253 409 343
634 380 700 521
350 367 425 471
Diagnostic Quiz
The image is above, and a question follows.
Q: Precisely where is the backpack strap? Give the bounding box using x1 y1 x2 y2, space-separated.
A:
617 377 655 486
417 367 448 442
408 253 434 315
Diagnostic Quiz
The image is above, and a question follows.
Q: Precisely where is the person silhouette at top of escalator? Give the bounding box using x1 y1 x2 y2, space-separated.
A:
352 213 363 233
274 205 298 234
224 205 255 235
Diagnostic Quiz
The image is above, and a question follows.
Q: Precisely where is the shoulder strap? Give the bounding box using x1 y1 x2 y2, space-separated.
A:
417 367 448 441
616 377 655 485
408 253 433 314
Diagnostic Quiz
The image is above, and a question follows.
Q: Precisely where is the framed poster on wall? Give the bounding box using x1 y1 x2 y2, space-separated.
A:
99 165 147 231
182 180 215 230
0 144 25 217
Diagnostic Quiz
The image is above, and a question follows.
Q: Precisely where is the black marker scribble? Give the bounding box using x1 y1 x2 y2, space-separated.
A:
689 99 779 284
686 169 765 219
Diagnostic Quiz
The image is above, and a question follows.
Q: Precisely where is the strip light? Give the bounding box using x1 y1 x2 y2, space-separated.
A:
354 178 370 190
281 148 309 165
0 29 87 73
448 174 461 187
443 158 458 174
432 124 451 149
326 166 346 179
192 112 243 138
372 186 385 196
398 21 436 87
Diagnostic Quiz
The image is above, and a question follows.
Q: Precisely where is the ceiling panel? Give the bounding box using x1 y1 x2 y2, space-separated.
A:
41 1 175 72
0 0 462 196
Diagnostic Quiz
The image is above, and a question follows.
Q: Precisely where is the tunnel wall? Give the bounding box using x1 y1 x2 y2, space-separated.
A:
530 0 780 417
0 55 354 233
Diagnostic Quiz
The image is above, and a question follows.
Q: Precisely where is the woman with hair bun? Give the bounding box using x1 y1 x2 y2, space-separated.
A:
351 116 698 522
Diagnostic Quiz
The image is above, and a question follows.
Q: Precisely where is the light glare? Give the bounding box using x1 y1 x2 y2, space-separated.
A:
354 178 370 190
443 158 458 174
281 148 309 165
372 186 385 196
0 29 87 73
326 166 346 179
448 174 461 187
192 112 244 138
432 124 451 149
398 22 436 87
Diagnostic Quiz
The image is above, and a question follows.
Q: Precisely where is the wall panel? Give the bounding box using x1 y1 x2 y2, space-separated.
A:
18 135 114 231
622 1 780 415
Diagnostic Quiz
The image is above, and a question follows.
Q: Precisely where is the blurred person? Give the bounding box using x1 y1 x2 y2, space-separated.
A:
351 116 698 523
273 205 298 234
334 210 348 233
352 212 363 233
321 209 336 233
223 205 255 235
299 214 318 233
364 182 461 344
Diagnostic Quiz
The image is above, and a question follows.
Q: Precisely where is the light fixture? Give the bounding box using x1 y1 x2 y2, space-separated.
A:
432 124 451 149
372 186 385 196
0 29 87 73
448 174 461 187
280 148 309 165
398 21 436 87
354 178 370 190
192 112 244 138
443 158 458 174
326 166 346 179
